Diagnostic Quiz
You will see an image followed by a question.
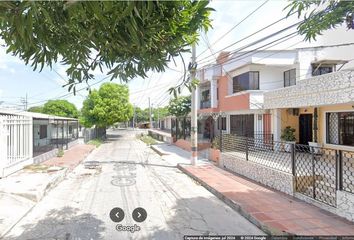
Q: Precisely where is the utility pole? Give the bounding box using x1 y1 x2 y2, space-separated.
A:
190 43 198 165
21 93 28 111
133 105 136 129
157 106 160 129
149 97 152 129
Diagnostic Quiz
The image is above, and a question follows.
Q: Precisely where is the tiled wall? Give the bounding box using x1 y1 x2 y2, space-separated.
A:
220 153 294 195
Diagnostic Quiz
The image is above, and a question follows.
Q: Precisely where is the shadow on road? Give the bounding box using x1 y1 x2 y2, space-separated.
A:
5 207 105 240
143 196 264 239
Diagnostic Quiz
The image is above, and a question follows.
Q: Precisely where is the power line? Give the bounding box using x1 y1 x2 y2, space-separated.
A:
198 20 302 67
196 13 299 65
197 0 269 58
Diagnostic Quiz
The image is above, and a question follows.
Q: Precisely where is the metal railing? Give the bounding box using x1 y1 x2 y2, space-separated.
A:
220 133 354 207
200 100 211 109
221 134 292 173
294 144 337 207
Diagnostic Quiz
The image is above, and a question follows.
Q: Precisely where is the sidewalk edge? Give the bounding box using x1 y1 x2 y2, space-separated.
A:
177 164 293 236
0 145 96 239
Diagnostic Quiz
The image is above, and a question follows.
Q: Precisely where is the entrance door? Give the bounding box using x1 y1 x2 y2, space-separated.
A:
299 114 313 145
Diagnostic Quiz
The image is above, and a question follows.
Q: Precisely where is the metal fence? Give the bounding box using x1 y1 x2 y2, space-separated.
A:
294 144 337 207
220 133 354 207
221 134 292 173
171 117 191 141
0 115 33 177
83 127 106 143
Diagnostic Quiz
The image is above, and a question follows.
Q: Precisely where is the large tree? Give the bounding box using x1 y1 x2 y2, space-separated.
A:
81 83 133 128
42 99 79 118
167 95 191 118
0 1 212 92
152 106 169 121
287 0 354 41
28 106 43 113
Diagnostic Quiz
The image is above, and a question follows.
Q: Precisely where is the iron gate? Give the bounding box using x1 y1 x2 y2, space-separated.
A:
295 145 337 206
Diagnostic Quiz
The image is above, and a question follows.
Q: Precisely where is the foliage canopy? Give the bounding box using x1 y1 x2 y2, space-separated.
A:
287 0 354 41
42 99 79 118
81 83 133 128
0 1 212 93
167 95 191 118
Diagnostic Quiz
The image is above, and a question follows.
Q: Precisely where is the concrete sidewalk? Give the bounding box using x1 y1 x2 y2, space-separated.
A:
151 143 211 166
0 144 95 238
178 164 354 236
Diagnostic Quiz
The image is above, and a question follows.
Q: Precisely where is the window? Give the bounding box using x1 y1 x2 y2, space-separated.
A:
230 114 254 136
201 89 210 102
312 65 333 76
284 69 296 87
232 71 259 93
216 87 219 100
326 112 354 146
39 125 47 139
218 117 226 130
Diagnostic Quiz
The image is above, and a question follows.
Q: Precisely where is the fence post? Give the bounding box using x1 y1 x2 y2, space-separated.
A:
337 150 343 191
219 119 222 152
311 149 316 199
291 143 295 176
0 117 4 177
245 137 249 161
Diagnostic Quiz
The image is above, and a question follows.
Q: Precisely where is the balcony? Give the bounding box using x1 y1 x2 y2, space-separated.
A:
264 71 354 109
198 64 222 83
200 100 211 109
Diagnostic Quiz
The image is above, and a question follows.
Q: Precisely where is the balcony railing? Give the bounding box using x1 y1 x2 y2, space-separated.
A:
200 100 211 109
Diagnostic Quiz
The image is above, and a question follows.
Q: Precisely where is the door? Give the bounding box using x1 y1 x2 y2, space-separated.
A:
299 114 313 145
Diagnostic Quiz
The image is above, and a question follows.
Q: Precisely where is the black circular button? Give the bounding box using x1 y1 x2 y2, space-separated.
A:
109 207 124 222
132 207 147 222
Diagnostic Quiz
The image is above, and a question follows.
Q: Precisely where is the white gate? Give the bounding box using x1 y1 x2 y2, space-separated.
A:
0 115 33 177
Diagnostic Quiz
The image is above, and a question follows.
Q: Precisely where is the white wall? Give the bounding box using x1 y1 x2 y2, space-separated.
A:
33 120 51 147
297 45 354 81
227 64 294 95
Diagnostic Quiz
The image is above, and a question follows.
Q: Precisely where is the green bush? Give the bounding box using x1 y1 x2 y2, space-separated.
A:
57 149 64 157
281 126 296 142
139 135 157 145
87 138 103 147
211 138 220 149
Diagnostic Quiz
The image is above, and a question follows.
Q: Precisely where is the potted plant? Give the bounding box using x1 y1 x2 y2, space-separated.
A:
209 138 220 163
280 126 296 152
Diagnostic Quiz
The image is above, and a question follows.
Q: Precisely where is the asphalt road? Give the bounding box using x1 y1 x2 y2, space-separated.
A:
5 129 264 240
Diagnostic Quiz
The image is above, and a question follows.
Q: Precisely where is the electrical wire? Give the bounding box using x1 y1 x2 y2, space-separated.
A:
197 0 270 58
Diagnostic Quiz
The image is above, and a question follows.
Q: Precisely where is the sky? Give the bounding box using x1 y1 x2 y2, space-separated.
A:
1 0 354 111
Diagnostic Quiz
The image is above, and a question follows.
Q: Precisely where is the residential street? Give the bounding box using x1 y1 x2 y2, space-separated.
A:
4 129 264 240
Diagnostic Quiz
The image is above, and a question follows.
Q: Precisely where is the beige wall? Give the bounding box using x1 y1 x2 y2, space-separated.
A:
280 104 354 150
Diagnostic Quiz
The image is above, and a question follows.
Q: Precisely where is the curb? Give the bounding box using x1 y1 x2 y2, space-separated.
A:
150 145 170 156
0 146 96 239
177 164 292 236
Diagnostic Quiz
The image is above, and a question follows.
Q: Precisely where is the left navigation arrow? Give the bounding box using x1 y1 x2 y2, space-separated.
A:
109 207 125 222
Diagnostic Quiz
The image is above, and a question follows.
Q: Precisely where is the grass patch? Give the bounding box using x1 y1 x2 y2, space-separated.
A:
87 138 103 148
57 149 64 157
139 134 157 145
23 164 49 172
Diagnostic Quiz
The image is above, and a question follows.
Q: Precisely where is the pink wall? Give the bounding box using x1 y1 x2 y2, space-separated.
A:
174 139 211 152
217 75 250 112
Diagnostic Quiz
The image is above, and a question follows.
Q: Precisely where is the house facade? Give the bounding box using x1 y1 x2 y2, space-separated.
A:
0 109 79 177
197 45 354 150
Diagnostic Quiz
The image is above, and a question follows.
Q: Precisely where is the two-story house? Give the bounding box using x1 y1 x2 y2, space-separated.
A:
197 44 354 151
197 49 299 143
264 44 354 151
